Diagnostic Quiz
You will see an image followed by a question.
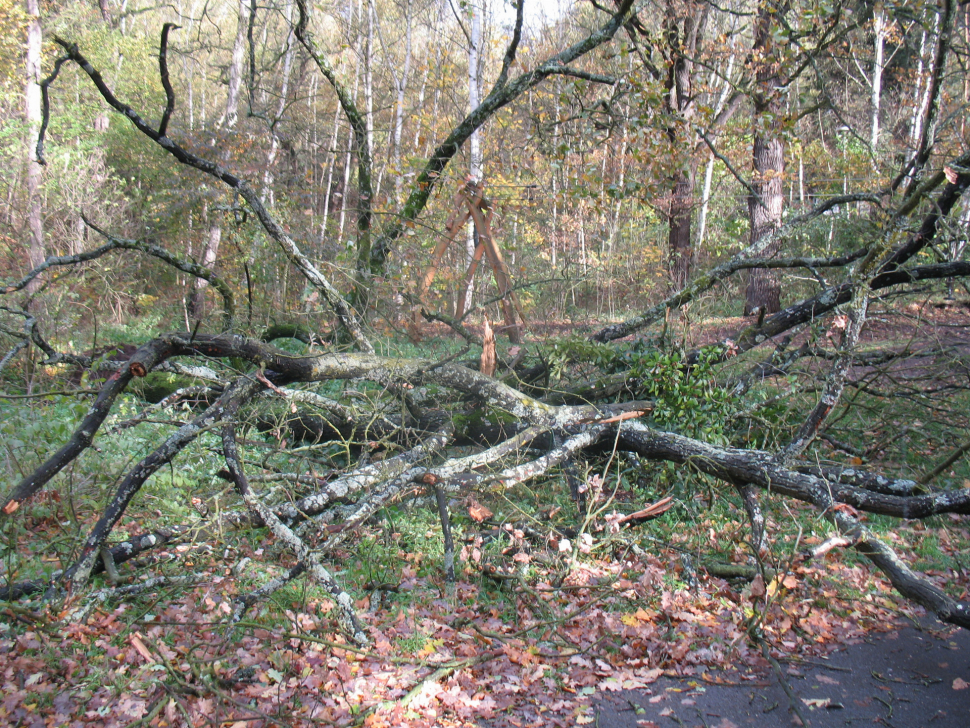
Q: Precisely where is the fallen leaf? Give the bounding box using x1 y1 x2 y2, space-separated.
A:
953 677 968 691
802 697 831 708
468 500 493 523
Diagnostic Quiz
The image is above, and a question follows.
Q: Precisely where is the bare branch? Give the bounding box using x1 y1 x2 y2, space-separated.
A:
157 22 180 137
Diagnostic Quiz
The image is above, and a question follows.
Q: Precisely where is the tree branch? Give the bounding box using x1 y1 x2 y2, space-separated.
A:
369 0 636 269
157 22 180 137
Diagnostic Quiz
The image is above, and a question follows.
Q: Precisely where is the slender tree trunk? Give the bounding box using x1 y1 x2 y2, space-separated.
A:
744 1 787 316
391 0 412 205
463 0 483 316
321 104 341 246
870 0 886 155
191 0 248 319
698 50 737 250
24 0 44 304
263 0 296 207
224 0 249 130
363 0 375 201
337 0 361 250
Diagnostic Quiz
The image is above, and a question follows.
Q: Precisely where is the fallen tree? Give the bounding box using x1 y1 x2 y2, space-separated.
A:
2 0 970 655
2 311 970 635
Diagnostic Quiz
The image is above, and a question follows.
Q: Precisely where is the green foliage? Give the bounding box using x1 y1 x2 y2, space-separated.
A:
544 335 620 381
629 347 735 443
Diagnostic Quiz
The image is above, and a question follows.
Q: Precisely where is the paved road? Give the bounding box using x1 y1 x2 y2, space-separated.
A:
594 622 970 728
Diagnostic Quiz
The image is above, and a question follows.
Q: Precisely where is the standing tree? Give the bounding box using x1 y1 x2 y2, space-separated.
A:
743 0 788 315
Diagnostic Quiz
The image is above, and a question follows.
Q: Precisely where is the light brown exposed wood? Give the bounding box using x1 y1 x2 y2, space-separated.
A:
413 181 524 343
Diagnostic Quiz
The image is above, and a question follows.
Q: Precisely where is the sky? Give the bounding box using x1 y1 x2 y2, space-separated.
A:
493 0 571 31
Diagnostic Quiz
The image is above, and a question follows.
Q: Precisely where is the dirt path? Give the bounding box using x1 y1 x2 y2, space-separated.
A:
593 620 970 728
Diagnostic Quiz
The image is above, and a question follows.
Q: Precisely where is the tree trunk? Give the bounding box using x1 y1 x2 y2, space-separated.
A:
668 170 694 288
390 0 413 206
188 216 222 318
743 2 786 316
25 0 44 304
263 0 296 207
660 2 708 288
870 0 885 154
463 0 483 316
223 0 249 130
193 0 249 320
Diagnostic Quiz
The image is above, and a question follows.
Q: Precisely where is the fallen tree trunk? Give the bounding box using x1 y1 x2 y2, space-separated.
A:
3 332 969 631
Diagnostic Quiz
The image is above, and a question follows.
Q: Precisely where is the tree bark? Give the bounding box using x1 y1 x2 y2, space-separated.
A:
662 2 707 288
464 0 483 314
24 0 44 305
744 1 787 315
223 0 249 130
193 0 249 321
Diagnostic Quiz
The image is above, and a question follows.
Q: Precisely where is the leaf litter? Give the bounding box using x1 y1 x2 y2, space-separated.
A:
4 516 966 728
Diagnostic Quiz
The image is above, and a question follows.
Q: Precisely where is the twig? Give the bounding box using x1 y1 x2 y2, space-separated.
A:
755 632 812 727
432 482 455 582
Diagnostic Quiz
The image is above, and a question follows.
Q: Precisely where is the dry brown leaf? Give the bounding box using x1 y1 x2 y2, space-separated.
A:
468 500 493 523
953 677 968 690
